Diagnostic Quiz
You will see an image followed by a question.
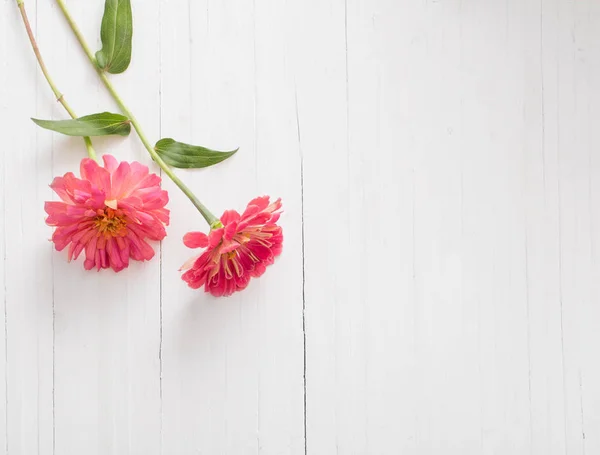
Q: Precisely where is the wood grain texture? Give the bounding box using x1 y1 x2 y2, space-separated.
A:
0 0 599 454
3 2 54 453
0 3 11 454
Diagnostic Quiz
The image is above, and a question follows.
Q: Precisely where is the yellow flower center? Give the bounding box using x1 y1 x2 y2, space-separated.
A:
94 207 128 238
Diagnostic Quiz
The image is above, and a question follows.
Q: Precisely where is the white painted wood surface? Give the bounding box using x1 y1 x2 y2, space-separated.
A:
0 0 599 453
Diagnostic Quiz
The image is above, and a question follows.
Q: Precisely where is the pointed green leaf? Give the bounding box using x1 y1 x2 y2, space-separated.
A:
32 112 131 137
95 0 133 74
155 138 238 169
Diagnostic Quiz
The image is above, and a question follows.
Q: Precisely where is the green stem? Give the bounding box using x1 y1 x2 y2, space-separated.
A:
55 0 218 226
16 0 97 161
97 72 219 226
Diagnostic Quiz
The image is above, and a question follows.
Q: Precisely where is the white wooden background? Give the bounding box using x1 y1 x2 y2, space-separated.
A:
0 0 599 453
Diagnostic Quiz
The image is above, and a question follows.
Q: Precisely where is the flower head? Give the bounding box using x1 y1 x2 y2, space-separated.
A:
181 196 283 297
45 155 169 272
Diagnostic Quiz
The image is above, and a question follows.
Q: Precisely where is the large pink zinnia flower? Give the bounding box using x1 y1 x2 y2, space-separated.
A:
45 155 169 272
180 196 283 297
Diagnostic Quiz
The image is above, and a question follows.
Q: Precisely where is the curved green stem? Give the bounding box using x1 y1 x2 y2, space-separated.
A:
55 0 218 226
97 72 219 226
16 0 97 161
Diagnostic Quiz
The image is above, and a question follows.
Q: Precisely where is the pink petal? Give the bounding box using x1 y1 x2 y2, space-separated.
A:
208 228 225 249
109 161 131 200
220 210 241 225
245 196 270 212
102 154 119 173
183 232 209 249
80 158 110 192
224 221 238 241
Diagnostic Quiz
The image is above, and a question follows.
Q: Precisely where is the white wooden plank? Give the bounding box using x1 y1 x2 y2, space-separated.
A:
553 1 600 454
287 0 353 451
38 1 162 453
0 2 11 453
3 1 55 453
290 0 424 451
458 0 532 451
583 4 600 454
251 1 306 452
159 0 304 453
521 0 570 452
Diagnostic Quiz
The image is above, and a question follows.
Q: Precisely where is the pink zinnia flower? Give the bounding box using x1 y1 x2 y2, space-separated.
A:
45 155 169 272
181 196 283 297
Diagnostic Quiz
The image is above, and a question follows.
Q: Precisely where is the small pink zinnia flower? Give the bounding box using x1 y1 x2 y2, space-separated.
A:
45 155 169 272
181 196 283 297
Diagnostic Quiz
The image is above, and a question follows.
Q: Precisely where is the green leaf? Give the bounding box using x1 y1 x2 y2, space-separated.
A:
155 138 238 169
95 0 133 74
32 112 131 137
